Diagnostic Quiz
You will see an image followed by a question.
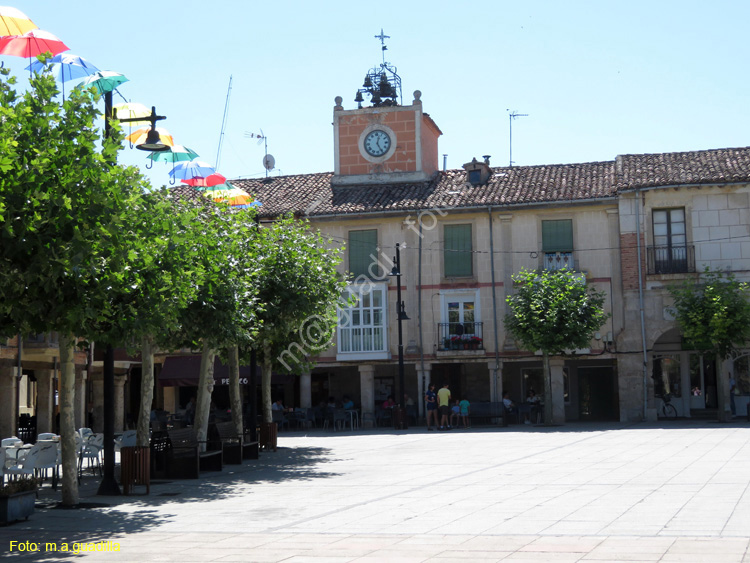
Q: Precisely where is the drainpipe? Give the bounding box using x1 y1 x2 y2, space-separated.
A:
488 207 501 402
418 218 426 416
635 189 649 420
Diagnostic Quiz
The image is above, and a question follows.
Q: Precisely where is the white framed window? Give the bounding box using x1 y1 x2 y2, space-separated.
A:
337 282 390 361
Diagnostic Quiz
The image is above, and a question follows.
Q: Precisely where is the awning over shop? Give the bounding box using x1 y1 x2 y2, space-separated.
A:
158 355 294 387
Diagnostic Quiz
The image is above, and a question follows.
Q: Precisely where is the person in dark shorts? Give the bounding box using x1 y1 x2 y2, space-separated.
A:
437 382 452 430
425 383 438 430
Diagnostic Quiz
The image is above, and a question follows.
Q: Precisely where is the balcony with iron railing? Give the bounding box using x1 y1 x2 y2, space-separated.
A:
544 251 575 271
647 245 695 275
438 322 484 351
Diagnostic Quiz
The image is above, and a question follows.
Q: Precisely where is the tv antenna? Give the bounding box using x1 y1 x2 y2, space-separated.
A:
244 129 274 177
507 109 528 167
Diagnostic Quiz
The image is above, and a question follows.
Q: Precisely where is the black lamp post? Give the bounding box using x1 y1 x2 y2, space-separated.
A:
96 92 169 497
389 243 409 430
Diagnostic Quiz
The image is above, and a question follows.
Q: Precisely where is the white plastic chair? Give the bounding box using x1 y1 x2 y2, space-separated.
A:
37 433 58 441
6 443 42 479
79 434 103 477
33 442 59 489
78 428 93 442
1 437 23 448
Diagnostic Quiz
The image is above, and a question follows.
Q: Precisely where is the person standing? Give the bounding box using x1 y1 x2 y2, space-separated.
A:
437 382 452 430
729 374 737 417
425 383 438 430
459 397 471 428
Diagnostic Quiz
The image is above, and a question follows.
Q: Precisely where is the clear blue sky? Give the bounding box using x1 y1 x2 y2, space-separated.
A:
5 1 750 189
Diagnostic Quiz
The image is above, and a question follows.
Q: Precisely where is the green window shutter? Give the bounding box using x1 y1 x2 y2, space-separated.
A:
444 224 473 277
349 229 378 278
542 220 573 252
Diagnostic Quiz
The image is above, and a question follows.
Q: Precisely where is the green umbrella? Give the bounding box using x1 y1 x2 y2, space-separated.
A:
147 145 199 163
76 70 128 95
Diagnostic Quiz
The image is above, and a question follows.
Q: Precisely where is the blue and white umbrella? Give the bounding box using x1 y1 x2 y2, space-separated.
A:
26 53 99 98
169 160 217 181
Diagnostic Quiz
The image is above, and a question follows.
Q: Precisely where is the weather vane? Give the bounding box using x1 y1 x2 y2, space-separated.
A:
354 29 402 108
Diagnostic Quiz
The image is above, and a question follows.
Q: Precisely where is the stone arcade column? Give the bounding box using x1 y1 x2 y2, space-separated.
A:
91 375 104 433
358 365 376 428
0 363 18 439
114 375 127 432
416 364 432 419
487 360 502 403
74 369 88 430
549 358 566 425
35 369 55 434
299 371 312 409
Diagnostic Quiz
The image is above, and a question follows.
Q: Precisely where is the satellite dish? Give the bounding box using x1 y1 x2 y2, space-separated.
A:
263 154 275 170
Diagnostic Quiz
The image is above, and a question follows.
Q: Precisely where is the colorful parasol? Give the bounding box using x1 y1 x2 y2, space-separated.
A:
113 102 153 127
126 127 174 148
169 160 216 181
0 6 37 37
26 52 99 98
204 186 254 207
182 173 227 188
77 70 128 96
0 28 68 58
147 144 199 163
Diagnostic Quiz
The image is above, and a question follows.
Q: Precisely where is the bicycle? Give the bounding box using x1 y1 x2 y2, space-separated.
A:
660 393 677 418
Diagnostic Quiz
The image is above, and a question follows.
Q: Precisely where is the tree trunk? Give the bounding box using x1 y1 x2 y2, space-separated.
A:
261 342 273 423
137 335 155 447
543 352 554 426
58 333 79 506
228 345 243 438
193 342 216 449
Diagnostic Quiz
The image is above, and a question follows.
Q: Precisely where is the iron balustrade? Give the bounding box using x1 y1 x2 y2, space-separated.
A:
647 245 695 274
438 322 484 351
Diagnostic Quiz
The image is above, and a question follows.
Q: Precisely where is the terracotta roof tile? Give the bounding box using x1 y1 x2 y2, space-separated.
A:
173 147 750 219
230 162 617 219
616 146 750 189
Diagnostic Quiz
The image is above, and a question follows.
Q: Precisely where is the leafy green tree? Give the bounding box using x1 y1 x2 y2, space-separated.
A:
246 216 345 423
668 268 750 421
0 65 148 505
173 205 261 446
505 268 609 424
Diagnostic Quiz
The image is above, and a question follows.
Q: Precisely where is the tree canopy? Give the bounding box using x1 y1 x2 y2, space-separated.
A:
505 268 609 424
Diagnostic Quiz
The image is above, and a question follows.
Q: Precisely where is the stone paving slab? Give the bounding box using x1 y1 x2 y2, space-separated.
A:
1 421 749 562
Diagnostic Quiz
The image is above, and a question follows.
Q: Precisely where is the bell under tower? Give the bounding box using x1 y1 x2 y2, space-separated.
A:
331 32 442 186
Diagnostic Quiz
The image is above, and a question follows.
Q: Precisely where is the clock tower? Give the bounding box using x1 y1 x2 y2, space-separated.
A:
332 34 442 186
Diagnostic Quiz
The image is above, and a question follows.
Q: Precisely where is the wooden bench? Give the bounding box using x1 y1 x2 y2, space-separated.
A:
150 428 223 479
212 422 259 464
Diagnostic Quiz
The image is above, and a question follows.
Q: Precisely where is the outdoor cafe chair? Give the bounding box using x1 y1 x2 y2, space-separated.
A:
33 441 60 489
37 432 58 441
6 442 42 480
79 433 103 477
115 430 136 452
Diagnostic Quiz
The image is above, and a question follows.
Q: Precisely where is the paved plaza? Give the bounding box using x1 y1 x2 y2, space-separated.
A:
2 420 750 562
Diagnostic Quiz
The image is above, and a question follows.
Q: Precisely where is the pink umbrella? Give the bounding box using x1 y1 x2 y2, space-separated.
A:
0 29 68 58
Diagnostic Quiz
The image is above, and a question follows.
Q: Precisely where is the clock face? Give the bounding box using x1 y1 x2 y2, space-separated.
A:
363 129 392 157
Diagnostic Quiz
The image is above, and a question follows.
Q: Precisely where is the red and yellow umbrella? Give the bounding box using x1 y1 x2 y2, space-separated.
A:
125 127 174 148
0 6 37 37
204 186 253 207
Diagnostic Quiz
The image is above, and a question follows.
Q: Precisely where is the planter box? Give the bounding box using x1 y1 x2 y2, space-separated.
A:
0 491 36 525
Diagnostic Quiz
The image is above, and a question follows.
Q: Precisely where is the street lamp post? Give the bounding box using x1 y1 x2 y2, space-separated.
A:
389 243 409 430
96 91 169 496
